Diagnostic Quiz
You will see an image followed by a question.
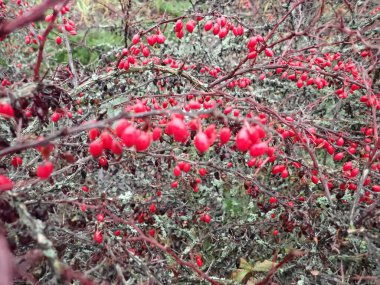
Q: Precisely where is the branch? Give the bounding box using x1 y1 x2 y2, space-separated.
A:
59 14 79 87
209 64 377 92
34 4 66 81
104 211 222 285
0 107 216 157
71 63 210 96
0 0 63 38
12 198 98 284
0 233 13 285
264 0 306 43
255 249 306 285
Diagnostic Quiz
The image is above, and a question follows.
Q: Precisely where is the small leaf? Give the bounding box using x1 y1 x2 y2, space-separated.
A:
310 270 320 276
240 258 254 271
231 269 251 282
247 277 258 285
252 260 278 272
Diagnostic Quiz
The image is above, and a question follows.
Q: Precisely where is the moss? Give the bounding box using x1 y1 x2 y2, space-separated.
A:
154 0 191 16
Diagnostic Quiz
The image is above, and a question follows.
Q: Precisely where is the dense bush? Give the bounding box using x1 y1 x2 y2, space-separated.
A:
0 0 379 284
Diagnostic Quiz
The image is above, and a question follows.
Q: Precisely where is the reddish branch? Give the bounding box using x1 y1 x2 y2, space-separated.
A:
104 211 221 285
34 7 62 81
61 267 99 285
264 0 306 43
0 107 216 157
0 0 63 38
115 15 188 68
255 249 306 285
0 233 13 285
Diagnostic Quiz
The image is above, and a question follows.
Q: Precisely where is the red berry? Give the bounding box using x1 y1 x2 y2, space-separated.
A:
55 36 62 45
194 132 210 153
247 158 256 167
336 137 344 146
174 20 183 32
178 161 185 170
89 140 104 157
152 127 162 141
186 20 196 33
149 203 156 213
132 34 140 44
204 20 213 31
100 131 113 149
202 214 211 223
93 231 103 244
173 166 181 177
80 204 87 212
111 140 123 155
273 229 279 236
343 161 353 171
97 213 105 222
196 255 203 267
121 125 139 148
88 128 100 141
219 127 231 144
142 47 150 57
171 181 178 188
51 112 60 122
148 229 156 236
334 152 344 161
157 33 166 44
281 169 289 178
0 175 13 191
115 119 131 137
249 142 268 157
224 106 233 115
36 161 54 179
264 48 274 57
372 185 380 192
11 156 23 168
0 102 14 117
198 168 207 176
348 147 356 154
248 51 257 59
218 27 228 39
212 23 220 35
135 131 152 152
311 175 319 184
99 157 108 168
82 185 89 192
350 168 359 178
269 196 277 204
236 127 252 152
114 230 121 236
183 163 191 172
166 117 189 142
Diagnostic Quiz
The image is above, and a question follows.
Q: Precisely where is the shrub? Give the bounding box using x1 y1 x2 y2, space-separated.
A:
0 0 379 284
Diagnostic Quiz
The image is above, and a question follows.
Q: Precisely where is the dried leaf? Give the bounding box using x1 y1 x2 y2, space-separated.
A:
231 269 251 282
252 260 278 272
310 270 320 276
